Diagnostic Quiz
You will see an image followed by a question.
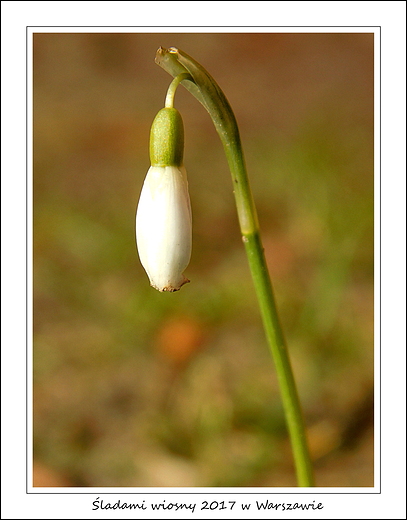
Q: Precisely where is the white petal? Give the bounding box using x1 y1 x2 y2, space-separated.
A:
136 165 192 292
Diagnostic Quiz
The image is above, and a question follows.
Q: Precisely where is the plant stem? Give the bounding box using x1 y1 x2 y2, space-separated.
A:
155 47 315 487
221 120 315 488
243 231 315 487
165 73 192 108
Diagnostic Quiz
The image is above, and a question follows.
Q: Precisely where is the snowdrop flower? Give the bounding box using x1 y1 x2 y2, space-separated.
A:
136 106 192 292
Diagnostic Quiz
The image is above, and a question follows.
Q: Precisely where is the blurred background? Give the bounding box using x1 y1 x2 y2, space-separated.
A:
33 32 374 487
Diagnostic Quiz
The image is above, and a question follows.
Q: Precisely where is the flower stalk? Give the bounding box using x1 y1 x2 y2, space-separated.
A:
154 47 315 486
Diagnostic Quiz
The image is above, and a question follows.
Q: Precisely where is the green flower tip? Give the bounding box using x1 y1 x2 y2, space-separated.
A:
149 107 184 167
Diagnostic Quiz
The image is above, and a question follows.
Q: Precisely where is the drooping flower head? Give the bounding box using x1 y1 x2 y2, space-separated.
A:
136 105 192 292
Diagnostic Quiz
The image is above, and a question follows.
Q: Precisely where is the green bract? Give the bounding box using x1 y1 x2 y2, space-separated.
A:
149 107 184 167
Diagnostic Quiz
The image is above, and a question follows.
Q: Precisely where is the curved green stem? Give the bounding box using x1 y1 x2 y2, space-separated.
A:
156 47 315 487
165 72 192 108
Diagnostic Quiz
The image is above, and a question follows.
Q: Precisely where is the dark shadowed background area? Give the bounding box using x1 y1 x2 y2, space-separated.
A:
33 32 374 487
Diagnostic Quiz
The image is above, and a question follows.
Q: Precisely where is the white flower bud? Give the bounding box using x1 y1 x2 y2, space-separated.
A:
136 105 192 292
136 164 192 292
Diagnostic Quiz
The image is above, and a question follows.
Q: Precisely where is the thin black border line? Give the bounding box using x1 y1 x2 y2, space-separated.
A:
378 22 382 495
27 25 381 28
27 26 380 496
26 23 29 500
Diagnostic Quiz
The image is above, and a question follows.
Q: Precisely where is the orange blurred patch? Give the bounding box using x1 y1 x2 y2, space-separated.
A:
263 233 297 278
155 316 205 366
33 461 72 487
